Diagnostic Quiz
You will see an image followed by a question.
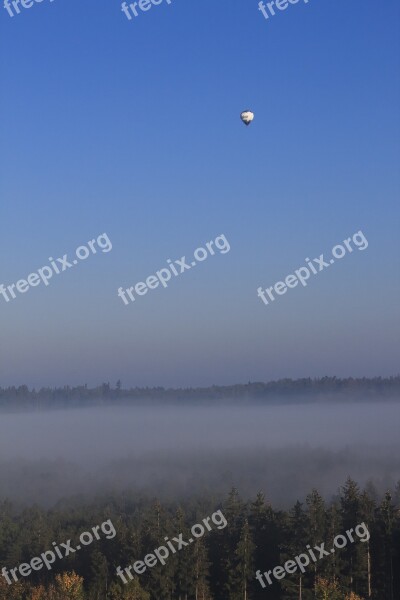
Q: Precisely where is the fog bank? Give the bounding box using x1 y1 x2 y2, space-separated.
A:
1 402 399 506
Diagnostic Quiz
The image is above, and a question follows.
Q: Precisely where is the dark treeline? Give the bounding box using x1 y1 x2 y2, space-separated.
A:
0 478 399 599
0 377 399 411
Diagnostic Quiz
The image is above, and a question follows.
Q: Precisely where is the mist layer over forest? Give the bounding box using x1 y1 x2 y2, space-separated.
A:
1 401 399 507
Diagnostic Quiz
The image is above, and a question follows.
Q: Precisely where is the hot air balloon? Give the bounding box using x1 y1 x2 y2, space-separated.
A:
240 110 254 126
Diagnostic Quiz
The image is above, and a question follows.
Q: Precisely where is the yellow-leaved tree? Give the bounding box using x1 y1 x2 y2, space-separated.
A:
0 576 26 600
53 572 85 600
315 577 343 600
28 585 48 600
316 577 365 600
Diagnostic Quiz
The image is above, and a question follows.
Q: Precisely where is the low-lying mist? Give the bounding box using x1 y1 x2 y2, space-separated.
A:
1 401 399 507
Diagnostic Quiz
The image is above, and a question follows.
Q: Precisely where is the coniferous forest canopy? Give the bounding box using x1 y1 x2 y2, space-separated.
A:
0 379 399 599
0 481 399 599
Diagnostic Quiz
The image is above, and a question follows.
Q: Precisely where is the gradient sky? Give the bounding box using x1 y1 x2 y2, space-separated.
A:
0 0 399 388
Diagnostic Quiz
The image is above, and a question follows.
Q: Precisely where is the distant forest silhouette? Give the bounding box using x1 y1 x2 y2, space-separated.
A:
0 377 399 411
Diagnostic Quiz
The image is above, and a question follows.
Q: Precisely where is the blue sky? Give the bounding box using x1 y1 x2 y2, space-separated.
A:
0 0 399 388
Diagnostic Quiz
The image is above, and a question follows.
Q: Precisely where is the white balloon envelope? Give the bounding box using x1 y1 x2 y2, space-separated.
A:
240 110 254 126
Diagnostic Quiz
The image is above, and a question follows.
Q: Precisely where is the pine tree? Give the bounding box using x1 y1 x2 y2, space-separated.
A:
87 549 108 600
209 489 244 600
171 507 192 600
249 492 280 600
140 501 175 600
380 492 395 600
340 478 363 595
280 501 312 600
306 489 327 588
359 489 375 598
324 502 345 587
192 537 212 600
109 577 150 600
233 518 255 600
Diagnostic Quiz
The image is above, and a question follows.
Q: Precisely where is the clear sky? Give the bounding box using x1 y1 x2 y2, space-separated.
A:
0 0 399 388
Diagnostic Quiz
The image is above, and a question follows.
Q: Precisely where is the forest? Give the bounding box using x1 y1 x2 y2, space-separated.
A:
0 377 399 411
0 478 399 599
